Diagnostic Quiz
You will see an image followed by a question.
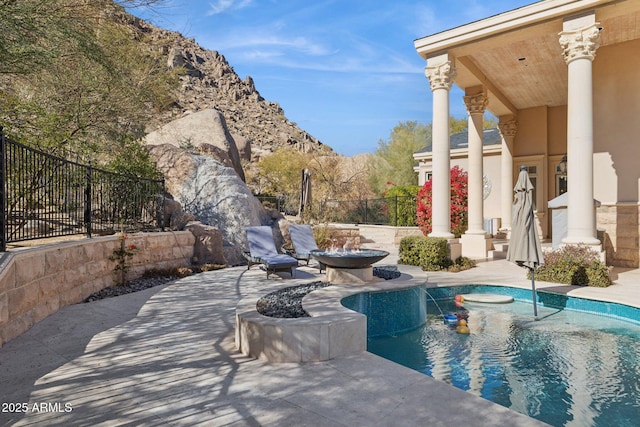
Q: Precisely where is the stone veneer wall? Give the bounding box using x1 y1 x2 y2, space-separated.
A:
0 231 195 348
598 204 640 268
325 226 361 248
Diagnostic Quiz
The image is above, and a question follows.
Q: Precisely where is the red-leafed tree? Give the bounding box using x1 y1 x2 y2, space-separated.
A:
416 166 468 237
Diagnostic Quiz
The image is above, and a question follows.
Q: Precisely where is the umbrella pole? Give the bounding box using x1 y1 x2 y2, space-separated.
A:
530 267 539 320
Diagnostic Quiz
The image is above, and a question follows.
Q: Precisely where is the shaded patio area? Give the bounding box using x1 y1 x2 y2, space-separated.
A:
3 259 640 426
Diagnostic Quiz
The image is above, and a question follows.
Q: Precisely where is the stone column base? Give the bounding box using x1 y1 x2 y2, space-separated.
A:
447 238 462 261
461 233 492 259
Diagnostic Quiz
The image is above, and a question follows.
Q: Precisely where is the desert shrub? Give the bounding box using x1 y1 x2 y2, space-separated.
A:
534 245 611 287
196 264 226 272
398 235 452 271
448 256 476 272
312 224 333 249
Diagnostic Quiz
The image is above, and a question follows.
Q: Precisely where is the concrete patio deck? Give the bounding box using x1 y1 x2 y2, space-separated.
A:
1 258 639 426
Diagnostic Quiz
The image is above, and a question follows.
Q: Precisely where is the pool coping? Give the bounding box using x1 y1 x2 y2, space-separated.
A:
235 268 640 363
234 273 426 363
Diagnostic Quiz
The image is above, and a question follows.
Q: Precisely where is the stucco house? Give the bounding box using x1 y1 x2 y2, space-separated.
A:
413 0 640 267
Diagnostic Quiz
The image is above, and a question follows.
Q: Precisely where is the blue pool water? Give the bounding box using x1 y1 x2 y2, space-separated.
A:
342 286 640 427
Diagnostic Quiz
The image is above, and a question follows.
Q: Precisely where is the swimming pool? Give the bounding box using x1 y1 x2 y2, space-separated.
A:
342 285 640 427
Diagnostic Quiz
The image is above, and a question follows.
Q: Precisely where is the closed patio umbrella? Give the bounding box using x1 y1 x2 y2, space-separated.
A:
299 168 312 217
507 166 544 319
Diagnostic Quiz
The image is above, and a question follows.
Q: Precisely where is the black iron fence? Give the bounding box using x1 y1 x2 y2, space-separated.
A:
319 196 418 226
257 194 418 226
0 129 165 251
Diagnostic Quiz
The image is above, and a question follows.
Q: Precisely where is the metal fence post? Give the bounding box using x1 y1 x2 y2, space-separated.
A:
394 195 398 226
160 178 166 231
0 127 5 252
84 162 92 238
364 199 368 224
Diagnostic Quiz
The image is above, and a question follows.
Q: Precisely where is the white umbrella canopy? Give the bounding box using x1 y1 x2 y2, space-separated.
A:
507 166 544 319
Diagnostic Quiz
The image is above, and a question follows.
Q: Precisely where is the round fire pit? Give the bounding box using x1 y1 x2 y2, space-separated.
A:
310 249 390 284
310 249 389 268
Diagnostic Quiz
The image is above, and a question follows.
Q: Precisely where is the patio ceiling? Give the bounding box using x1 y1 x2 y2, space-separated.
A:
414 0 640 118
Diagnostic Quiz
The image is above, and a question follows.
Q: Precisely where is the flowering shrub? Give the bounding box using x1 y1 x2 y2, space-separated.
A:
416 166 468 237
109 234 139 286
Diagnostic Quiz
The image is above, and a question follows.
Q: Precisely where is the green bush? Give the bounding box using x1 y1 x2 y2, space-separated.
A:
385 185 420 226
448 256 476 272
398 236 452 271
398 235 424 266
533 245 611 287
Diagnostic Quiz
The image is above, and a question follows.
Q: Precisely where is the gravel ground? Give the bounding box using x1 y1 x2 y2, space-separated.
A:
84 276 179 302
257 266 401 318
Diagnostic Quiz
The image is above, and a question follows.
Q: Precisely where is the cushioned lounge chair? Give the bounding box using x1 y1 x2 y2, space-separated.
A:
245 226 297 278
288 224 324 272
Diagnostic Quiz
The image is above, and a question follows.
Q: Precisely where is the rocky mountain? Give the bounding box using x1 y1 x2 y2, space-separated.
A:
127 14 332 162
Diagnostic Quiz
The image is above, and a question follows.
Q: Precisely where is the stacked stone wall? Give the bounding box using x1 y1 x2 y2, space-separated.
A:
0 231 194 347
326 226 360 248
597 205 640 268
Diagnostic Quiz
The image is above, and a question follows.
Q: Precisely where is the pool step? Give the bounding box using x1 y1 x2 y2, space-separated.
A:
489 241 509 259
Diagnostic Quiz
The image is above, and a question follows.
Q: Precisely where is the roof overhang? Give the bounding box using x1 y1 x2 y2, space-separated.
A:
414 0 640 117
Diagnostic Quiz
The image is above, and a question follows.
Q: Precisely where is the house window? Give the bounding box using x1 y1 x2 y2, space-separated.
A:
555 156 567 196
425 172 432 182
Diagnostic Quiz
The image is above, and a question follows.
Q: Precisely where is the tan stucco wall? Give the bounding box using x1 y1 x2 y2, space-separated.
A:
0 232 195 347
594 39 640 204
513 107 548 158
547 106 567 155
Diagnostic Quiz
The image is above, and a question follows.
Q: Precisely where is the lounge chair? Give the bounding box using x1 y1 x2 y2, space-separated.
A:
245 226 297 278
288 224 325 272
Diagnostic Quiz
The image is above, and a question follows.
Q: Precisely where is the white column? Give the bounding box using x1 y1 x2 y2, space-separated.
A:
559 17 601 246
425 58 455 239
498 118 517 234
464 92 488 235
461 92 491 258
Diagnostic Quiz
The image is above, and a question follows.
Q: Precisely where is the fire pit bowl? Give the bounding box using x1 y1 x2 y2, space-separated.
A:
310 249 390 269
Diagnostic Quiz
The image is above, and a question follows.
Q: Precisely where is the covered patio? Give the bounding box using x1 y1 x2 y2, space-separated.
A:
414 0 640 267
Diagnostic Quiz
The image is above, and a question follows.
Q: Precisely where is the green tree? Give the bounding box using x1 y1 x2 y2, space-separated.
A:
251 147 309 199
449 117 468 134
449 115 498 133
0 0 177 177
0 0 166 76
385 185 421 226
369 121 431 195
369 117 498 196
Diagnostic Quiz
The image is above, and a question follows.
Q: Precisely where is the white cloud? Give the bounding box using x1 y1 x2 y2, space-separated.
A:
207 0 252 16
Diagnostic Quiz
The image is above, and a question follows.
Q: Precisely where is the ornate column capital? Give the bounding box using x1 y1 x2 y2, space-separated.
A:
425 60 456 91
463 93 488 115
559 23 601 63
498 119 518 138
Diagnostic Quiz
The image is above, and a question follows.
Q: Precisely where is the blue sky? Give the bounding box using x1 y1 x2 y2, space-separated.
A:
131 0 533 156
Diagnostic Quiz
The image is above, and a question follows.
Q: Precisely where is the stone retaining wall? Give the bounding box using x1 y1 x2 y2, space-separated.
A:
0 231 194 347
